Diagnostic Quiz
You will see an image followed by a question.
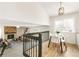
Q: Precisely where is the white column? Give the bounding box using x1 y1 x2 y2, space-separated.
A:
0 26 4 40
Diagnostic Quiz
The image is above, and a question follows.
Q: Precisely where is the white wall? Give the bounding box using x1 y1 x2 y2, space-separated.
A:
50 12 79 44
62 32 76 44
75 15 79 48
0 25 4 39
29 25 49 33
16 25 49 37
29 25 50 41
16 27 26 38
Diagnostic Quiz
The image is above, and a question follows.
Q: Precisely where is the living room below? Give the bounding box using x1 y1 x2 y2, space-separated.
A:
0 25 49 41
4 26 27 41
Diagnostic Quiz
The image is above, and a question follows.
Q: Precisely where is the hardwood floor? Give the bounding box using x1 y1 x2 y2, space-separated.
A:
42 41 79 57
0 40 79 57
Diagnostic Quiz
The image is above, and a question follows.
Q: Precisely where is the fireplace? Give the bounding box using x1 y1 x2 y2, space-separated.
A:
7 34 14 39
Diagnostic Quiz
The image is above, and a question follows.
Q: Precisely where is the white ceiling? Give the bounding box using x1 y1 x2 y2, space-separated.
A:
1 2 79 17
0 2 49 25
0 2 79 26
40 2 79 16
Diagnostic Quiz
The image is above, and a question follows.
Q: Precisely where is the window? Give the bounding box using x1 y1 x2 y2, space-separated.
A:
54 18 75 32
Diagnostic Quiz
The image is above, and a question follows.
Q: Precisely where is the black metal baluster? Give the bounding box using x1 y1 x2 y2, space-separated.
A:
23 31 49 57
38 33 42 57
30 38 31 56
23 35 25 56
36 38 37 57
26 38 28 56
25 37 26 55
28 38 30 56
31 38 32 57
33 39 34 57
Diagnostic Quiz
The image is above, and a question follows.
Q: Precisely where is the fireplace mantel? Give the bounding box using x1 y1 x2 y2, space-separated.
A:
4 26 17 40
4 26 17 34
